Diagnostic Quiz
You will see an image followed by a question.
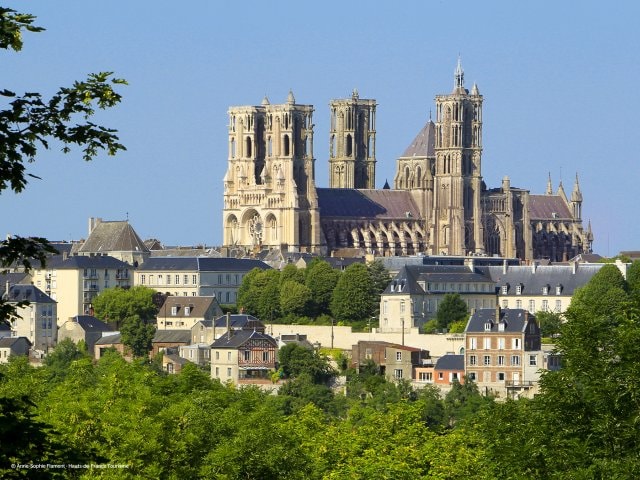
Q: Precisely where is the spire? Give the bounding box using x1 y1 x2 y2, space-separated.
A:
571 173 583 202
557 180 567 201
287 89 295 104
383 179 390 190
454 56 464 90
471 82 480 96
546 172 553 195
261 95 270 105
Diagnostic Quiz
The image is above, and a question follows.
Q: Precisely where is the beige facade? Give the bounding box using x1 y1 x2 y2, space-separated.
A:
156 296 222 330
222 60 592 261
3 285 56 352
211 330 278 385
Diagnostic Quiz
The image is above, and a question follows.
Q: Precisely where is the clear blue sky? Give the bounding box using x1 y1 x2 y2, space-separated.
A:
3 1 638 256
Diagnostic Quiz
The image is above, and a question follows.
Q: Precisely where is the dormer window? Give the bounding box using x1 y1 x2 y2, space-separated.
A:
556 284 563 295
542 285 549 295
184 306 191 316
484 322 492 332
171 306 178 316
501 284 508 295
516 284 523 295
498 322 506 332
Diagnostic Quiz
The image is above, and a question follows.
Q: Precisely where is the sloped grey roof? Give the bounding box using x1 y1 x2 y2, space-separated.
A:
212 314 266 331
401 120 435 157
70 315 113 333
138 257 270 272
484 264 603 296
95 333 122 345
79 221 149 254
0 337 31 348
0 272 30 289
46 255 129 269
384 265 495 295
317 188 421 219
3 284 55 303
466 308 532 333
211 330 277 349
158 296 220 319
529 195 573 220
152 330 191 343
435 354 464 371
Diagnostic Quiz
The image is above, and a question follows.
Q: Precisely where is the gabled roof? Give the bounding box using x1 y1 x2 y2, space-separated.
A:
45 254 130 269
211 330 277 349
2 284 55 303
0 272 30 287
484 264 603 296
212 314 265 330
317 188 421 219
0 336 32 348
68 315 113 332
435 354 464 371
95 333 121 345
384 265 494 295
138 257 270 272
401 120 435 158
529 195 573 220
152 330 191 343
158 296 220 319
79 220 149 254
465 308 533 333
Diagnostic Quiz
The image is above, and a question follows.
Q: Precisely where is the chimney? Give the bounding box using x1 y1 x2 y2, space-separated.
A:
5 280 10 298
495 305 501 323
88 217 102 235
531 261 536 274
572 261 577 275
226 312 232 340
63 251 68 260
502 259 508 274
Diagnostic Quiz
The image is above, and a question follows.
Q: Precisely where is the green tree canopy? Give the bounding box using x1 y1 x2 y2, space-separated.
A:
330 263 377 322
436 293 469 330
280 280 312 317
536 310 563 338
120 314 156 358
304 259 340 316
92 285 158 328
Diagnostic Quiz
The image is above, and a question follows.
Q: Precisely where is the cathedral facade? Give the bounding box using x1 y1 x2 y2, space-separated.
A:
222 61 592 262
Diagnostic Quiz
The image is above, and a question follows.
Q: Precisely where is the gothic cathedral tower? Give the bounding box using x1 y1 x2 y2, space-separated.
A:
328 90 377 188
432 58 484 255
222 92 321 253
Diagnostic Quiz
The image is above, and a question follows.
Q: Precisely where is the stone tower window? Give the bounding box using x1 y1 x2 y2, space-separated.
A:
283 135 290 156
230 138 236 158
245 137 252 158
330 135 335 158
346 134 352 157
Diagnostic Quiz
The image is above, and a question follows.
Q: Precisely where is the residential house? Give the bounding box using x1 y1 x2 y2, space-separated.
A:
156 295 223 330
210 330 278 384
94 333 129 360
135 257 270 304
74 217 150 266
0 337 32 363
178 344 211 367
464 308 541 397
151 330 191 357
57 315 113 358
433 354 465 385
485 262 606 315
163 353 190 374
2 284 57 353
378 265 496 333
351 340 430 382
31 253 131 326
277 333 315 350
191 313 266 345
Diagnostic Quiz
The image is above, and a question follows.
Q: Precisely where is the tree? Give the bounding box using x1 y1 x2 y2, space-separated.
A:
304 259 339 316
0 7 126 324
256 269 281 322
278 343 334 384
330 263 376 322
367 260 391 296
536 310 562 338
236 267 264 314
436 293 468 331
279 263 304 286
120 314 156 358
280 280 312 317
43 338 89 381
92 285 158 328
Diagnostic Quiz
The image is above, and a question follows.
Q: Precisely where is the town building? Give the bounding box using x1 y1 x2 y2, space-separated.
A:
156 295 223 330
433 354 465 385
210 330 278 384
221 60 592 261
57 315 113 358
0 337 31 363
464 308 541 397
351 340 430 381
135 257 270 304
2 284 56 353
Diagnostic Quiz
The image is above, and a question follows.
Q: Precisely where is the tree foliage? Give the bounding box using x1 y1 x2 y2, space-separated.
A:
304 259 340 316
120 314 156 358
436 293 469 330
0 7 126 325
92 286 158 328
280 280 312 317
330 263 377 322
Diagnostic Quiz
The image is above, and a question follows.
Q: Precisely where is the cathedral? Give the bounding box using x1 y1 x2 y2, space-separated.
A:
222 60 593 262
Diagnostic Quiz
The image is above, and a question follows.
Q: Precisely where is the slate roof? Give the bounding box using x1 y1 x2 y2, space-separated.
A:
484 264 603 296
69 315 113 333
317 188 421 219
95 333 121 345
45 255 130 269
2 284 55 303
435 354 464 371
79 221 149 254
152 330 191 343
0 337 31 348
211 330 277 349
384 265 495 295
465 308 532 333
211 314 265 330
529 195 573 220
158 296 220 319
0 272 30 289
138 257 270 272
401 120 435 157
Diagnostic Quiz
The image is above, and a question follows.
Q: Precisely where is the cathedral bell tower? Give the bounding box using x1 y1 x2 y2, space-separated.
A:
432 58 484 255
329 90 377 189
223 92 321 253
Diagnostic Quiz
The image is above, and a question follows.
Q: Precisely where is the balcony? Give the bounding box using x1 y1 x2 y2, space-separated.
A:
505 380 535 388
83 284 99 291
